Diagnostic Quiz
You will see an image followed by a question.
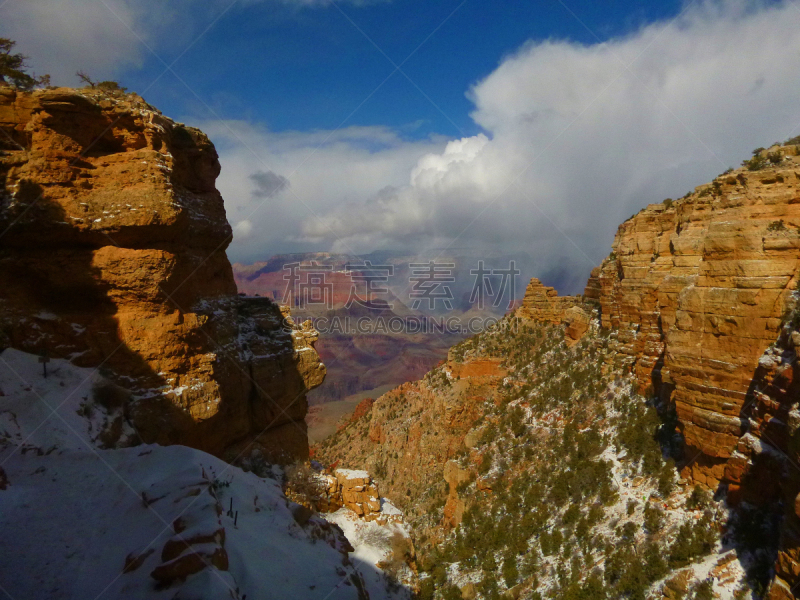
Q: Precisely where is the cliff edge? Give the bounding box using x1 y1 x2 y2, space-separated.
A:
0 87 325 463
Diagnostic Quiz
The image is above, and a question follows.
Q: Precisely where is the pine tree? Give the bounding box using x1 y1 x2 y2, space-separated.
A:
0 39 49 90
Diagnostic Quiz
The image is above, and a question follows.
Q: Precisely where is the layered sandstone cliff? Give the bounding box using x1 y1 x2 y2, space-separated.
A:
0 87 324 462
580 145 800 598
516 278 590 344
583 144 800 489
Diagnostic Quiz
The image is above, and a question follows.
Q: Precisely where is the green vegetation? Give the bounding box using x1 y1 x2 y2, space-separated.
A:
693 579 714 600
76 70 128 93
743 147 769 171
697 187 713 198
667 513 716 568
767 219 787 232
767 150 783 165
643 502 664 533
0 38 50 90
685 485 710 511
409 317 724 600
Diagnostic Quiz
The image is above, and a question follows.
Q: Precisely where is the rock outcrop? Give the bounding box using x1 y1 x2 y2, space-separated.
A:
516 278 581 324
519 148 800 595
528 145 800 495
516 278 589 345
0 87 324 462
287 465 403 526
330 469 383 519
579 145 800 598
584 144 800 490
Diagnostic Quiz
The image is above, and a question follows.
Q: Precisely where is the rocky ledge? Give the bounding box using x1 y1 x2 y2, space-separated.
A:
0 87 324 462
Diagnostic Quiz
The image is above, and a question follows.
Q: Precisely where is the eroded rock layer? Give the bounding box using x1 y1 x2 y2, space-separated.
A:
584 146 800 489
517 278 590 345
516 278 581 324
0 87 324 462
580 147 800 598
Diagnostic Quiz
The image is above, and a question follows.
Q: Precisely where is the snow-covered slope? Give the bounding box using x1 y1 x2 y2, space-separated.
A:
0 349 374 600
325 505 415 600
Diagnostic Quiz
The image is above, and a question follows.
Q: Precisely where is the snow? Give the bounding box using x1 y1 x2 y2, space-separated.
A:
737 432 786 460
380 498 403 516
759 353 781 369
335 469 370 480
0 350 378 600
35 311 59 321
0 348 106 450
324 507 413 600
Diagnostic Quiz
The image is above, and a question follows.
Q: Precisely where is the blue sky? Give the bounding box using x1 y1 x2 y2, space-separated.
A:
5 0 800 291
124 0 683 139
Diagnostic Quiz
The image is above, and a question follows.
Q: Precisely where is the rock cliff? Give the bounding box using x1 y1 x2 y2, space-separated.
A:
0 87 324 462
316 141 800 599
553 144 800 598
528 145 800 597
516 278 590 345
583 144 800 488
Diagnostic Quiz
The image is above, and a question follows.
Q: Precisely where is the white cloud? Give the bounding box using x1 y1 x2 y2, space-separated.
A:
2 0 147 83
292 0 800 283
7 0 800 290
234 219 254 239
198 121 449 261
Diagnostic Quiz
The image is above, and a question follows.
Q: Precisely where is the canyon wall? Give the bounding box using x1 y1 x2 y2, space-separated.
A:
584 146 799 489
582 145 800 598
319 145 800 597
0 87 324 462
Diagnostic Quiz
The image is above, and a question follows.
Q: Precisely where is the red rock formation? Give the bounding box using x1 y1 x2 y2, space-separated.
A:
585 146 800 489
350 398 375 423
516 278 581 324
578 146 800 599
515 278 590 345
448 358 506 379
0 87 324 462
